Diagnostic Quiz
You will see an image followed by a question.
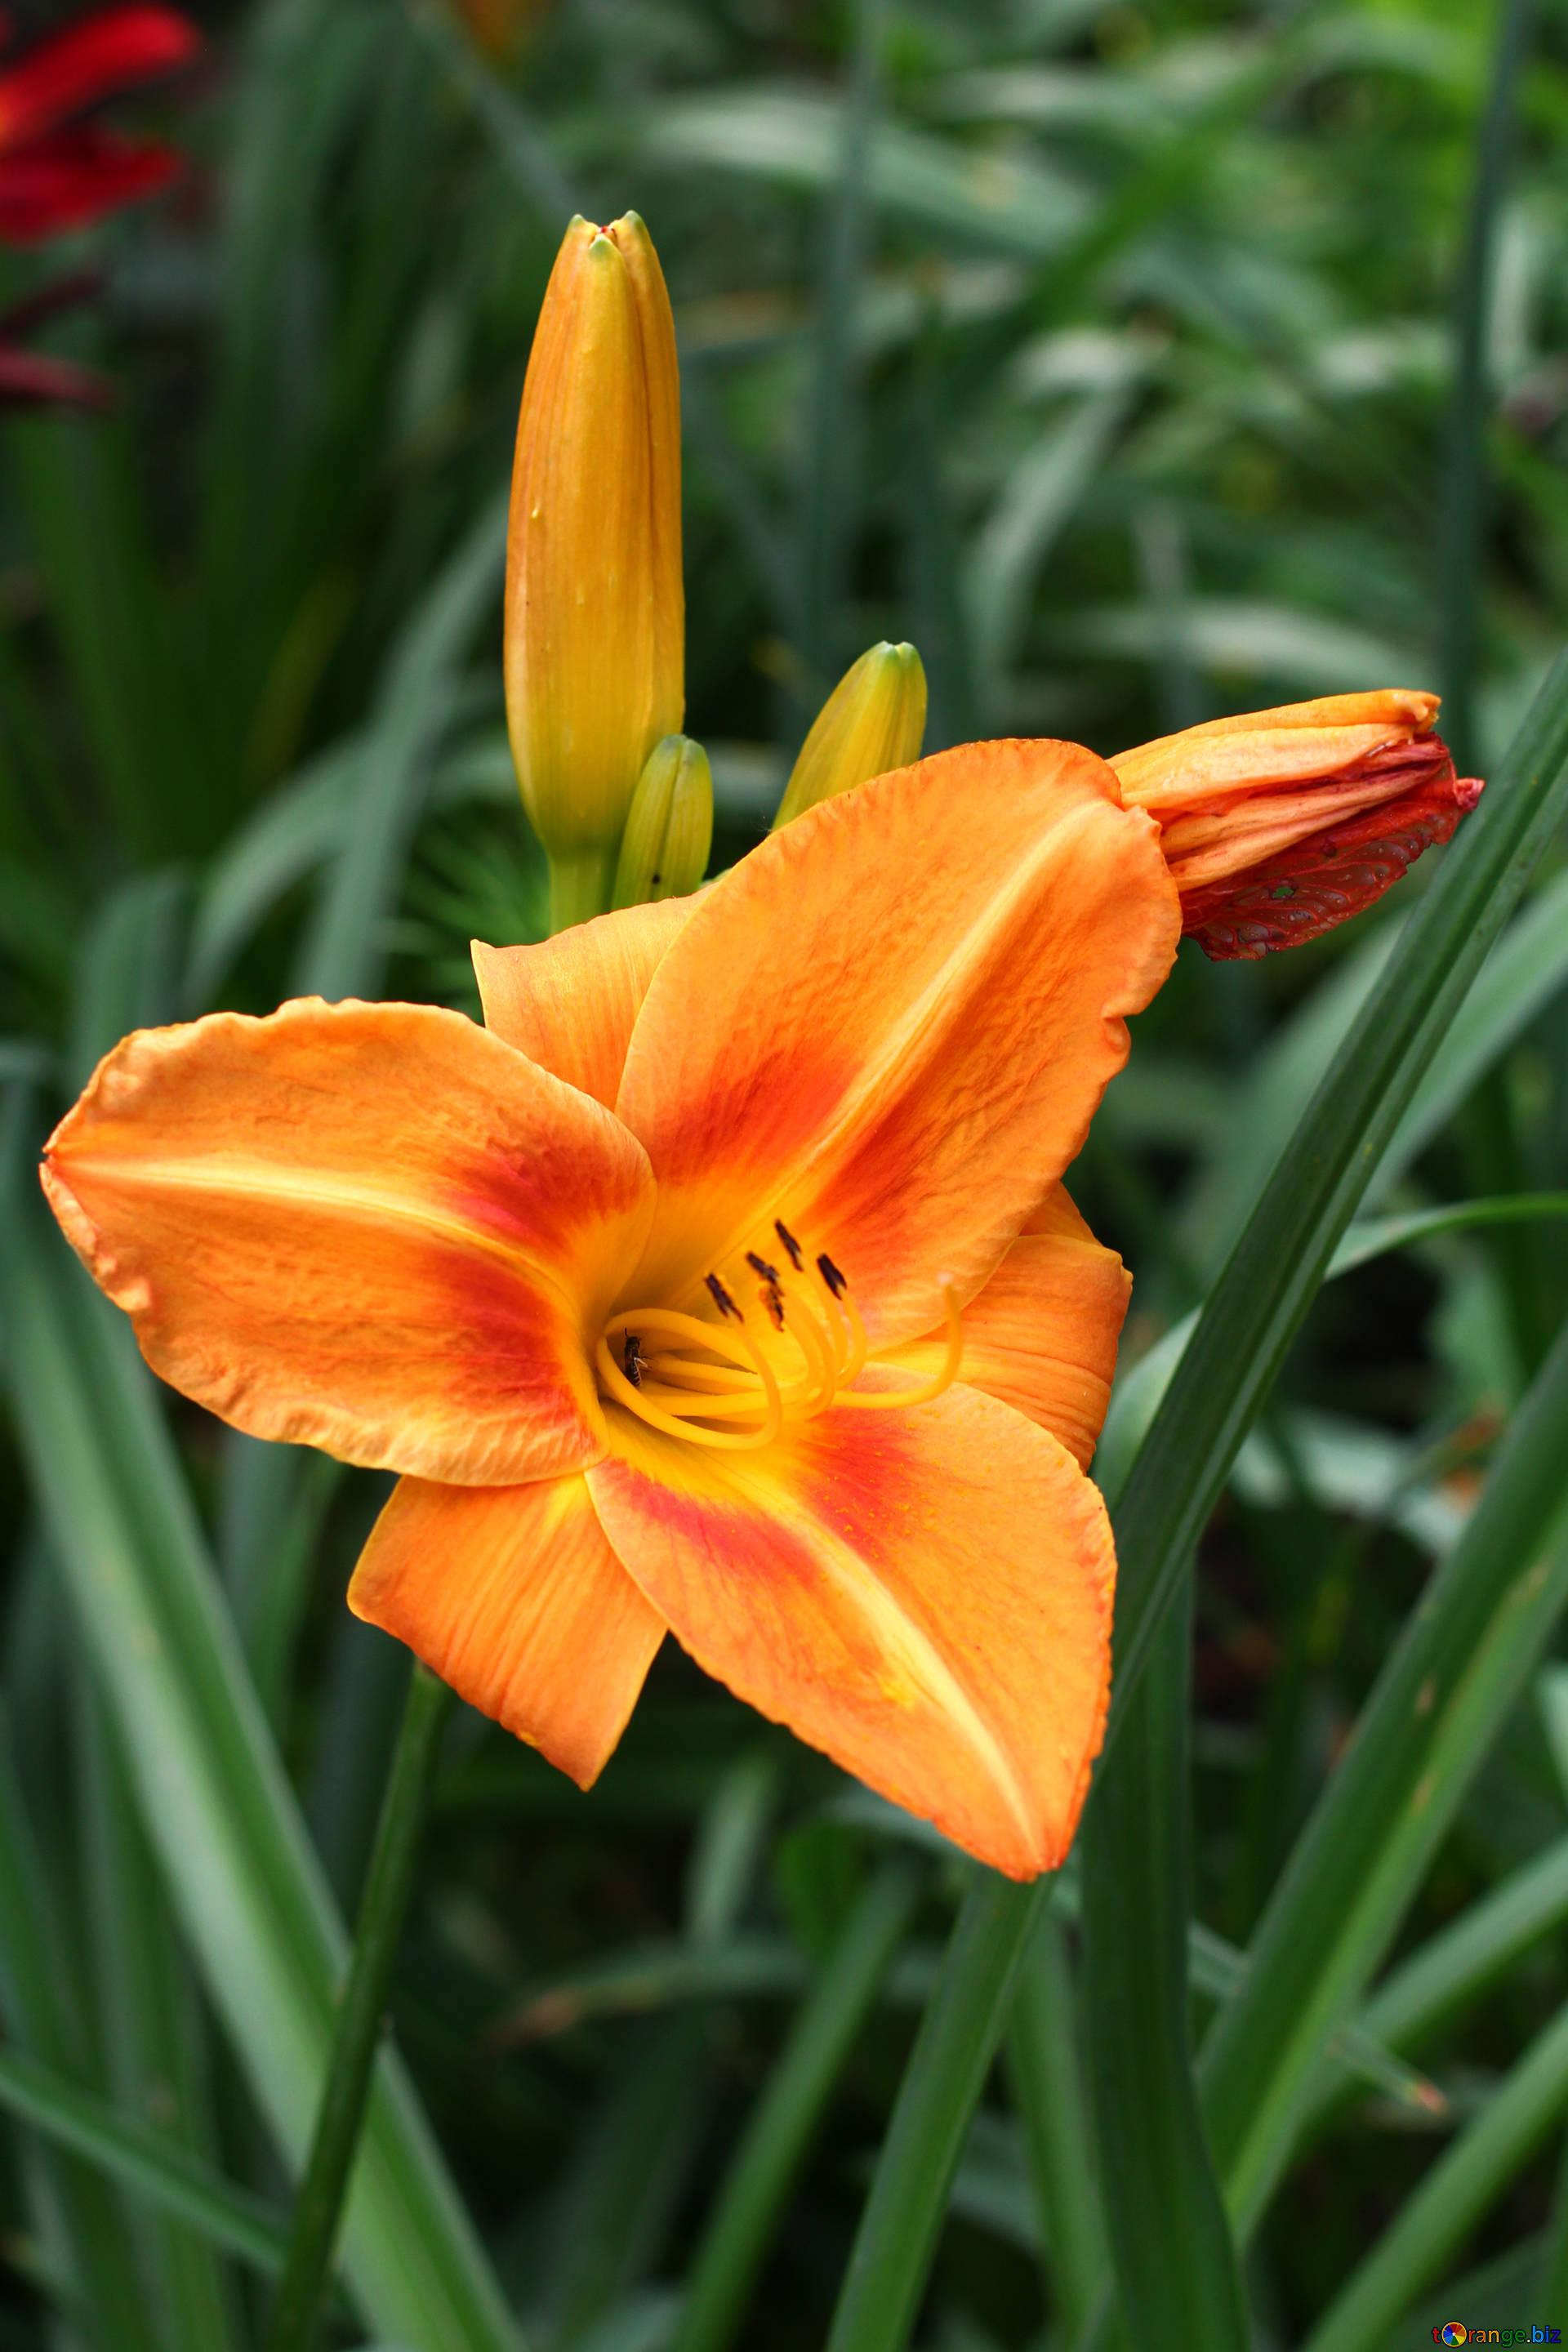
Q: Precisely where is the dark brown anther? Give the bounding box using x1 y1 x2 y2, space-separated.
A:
705 1272 743 1321
745 1249 781 1285
760 1281 786 1331
773 1219 804 1272
623 1334 646 1388
817 1253 848 1298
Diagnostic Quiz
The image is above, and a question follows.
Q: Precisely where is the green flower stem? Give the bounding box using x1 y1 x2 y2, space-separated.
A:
547 848 618 933
265 1664 450 2352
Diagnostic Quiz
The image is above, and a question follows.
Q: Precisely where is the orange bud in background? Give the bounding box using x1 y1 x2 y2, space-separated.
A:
1110 692 1482 960
506 212 684 929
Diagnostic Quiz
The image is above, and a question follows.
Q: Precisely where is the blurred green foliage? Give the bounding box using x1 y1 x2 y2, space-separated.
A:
3 0 1568 2345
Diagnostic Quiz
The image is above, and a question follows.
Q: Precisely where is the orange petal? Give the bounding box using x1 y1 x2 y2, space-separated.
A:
42 998 654 1483
588 1386 1116 1878
614 740 1178 1347
472 897 693 1108
350 1473 664 1788
884 1187 1130 1469
1111 690 1438 817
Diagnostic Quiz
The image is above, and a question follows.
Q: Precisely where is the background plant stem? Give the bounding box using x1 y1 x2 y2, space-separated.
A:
265 1663 451 2352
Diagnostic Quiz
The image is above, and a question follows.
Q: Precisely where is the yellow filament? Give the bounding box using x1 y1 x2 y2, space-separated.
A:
771 1277 840 1406
606 1306 758 1368
644 1355 763 1392
596 1337 784 1450
810 1270 868 1384
599 1306 786 1450
839 1277 964 1410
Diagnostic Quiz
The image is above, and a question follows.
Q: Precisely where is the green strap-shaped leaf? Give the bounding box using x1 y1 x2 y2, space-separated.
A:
1200 1322 1568 2235
820 647 1568 2352
0 2043 290 2278
0 1110 519 2352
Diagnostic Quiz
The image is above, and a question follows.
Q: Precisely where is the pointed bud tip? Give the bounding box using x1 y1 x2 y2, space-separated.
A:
773 639 929 828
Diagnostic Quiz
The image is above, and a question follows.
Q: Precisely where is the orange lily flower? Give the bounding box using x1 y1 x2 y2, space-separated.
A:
1111 690 1481 960
42 740 1178 1879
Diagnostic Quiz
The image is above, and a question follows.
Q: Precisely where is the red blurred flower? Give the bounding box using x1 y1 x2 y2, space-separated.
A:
0 8 199 409
0 5 199 243
0 265 110 405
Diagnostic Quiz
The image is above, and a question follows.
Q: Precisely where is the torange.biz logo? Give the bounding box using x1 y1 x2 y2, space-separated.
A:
1433 2328 1561 2345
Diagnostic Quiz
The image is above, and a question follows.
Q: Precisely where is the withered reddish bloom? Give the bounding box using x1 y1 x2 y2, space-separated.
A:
0 4 199 243
1110 692 1482 961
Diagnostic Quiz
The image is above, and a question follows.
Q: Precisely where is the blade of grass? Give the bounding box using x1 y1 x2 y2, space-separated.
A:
75 1690 241 2350
1004 1913 1107 2342
1300 1990 1568 2352
7 412 188 861
265 1664 449 2352
672 1860 920 2352
1200 1319 1568 2235
1079 1590 1248 2350
1541 2138 1568 2314
0 1710 160 2352
820 648 1568 2352
198 0 381 755
1437 0 1534 773
0 2045 288 2277
1099 1190 1568 1504
798 0 880 696
1182 865 1568 1277
822 1870 1038 2352
0 1114 519 2351
1304 1833 1568 2132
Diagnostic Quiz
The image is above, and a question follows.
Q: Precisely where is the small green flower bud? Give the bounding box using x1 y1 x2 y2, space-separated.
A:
612 735 714 909
773 642 928 829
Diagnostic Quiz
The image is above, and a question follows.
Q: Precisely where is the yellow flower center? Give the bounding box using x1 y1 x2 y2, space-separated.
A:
595 1225 962 1450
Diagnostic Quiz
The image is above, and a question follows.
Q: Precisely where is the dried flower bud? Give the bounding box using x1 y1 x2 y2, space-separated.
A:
1110 691 1482 960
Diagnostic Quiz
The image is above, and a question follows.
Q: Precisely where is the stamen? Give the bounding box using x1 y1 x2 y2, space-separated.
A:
706 1272 742 1321
644 1355 762 1392
773 1277 837 1406
815 1254 868 1382
600 1243 960 1450
595 1333 783 1450
839 1276 963 1411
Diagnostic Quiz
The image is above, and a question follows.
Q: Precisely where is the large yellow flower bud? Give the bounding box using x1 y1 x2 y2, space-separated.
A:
506 213 684 929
